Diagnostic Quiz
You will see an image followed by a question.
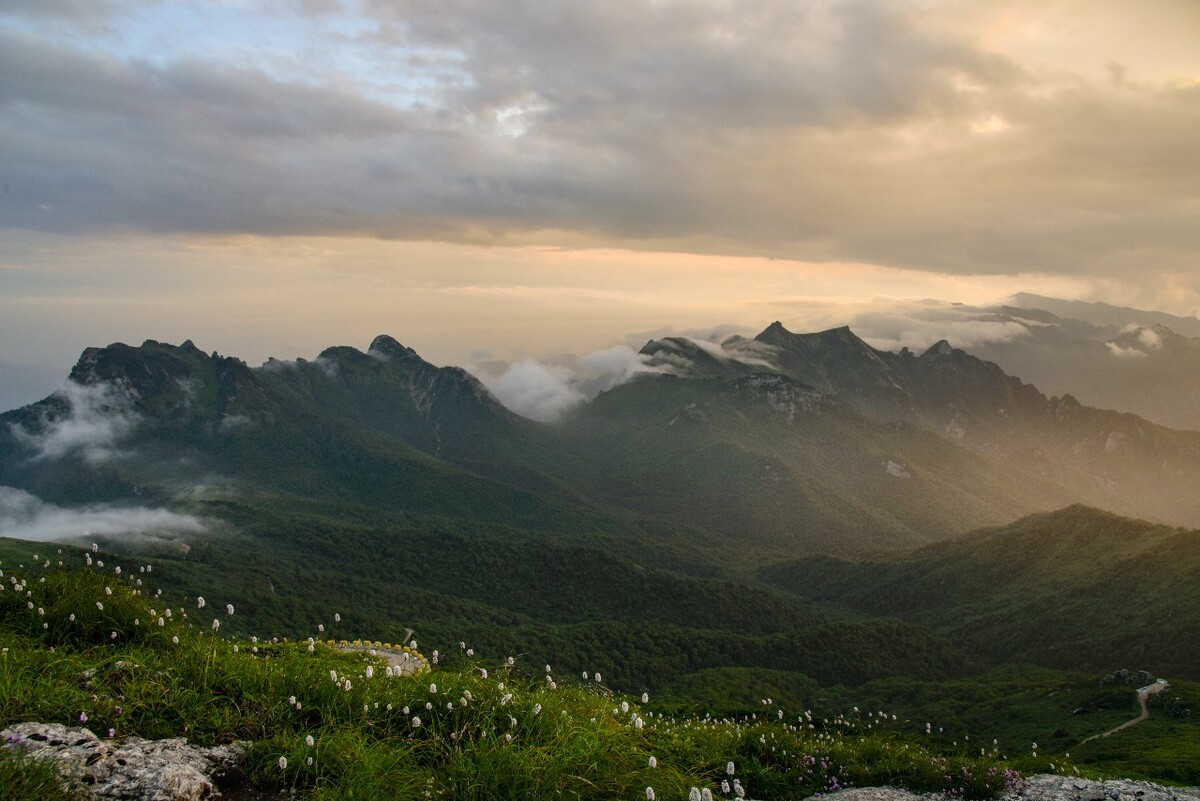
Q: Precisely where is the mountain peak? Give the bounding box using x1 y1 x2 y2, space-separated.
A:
921 340 954 359
368 335 420 361
756 323 873 354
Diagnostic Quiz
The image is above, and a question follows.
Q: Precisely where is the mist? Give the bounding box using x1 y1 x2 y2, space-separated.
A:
8 381 138 464
0 486 210 544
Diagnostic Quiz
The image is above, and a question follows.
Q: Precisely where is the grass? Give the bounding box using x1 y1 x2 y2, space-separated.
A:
0 555 1034 800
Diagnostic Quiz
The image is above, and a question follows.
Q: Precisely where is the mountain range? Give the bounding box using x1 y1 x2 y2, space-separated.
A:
5 319 1200 558
2 313 1200 781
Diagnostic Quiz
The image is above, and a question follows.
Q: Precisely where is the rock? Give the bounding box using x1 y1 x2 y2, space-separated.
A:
2 722 245 801
1010 775 1200 801
806 776 1200 801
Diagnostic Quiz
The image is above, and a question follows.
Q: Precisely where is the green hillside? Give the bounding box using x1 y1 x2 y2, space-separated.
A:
0 560 1030 800
762 506 1200 679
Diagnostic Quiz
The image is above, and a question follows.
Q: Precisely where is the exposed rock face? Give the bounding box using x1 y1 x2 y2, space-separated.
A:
2 722 245 801
808 775 1200 801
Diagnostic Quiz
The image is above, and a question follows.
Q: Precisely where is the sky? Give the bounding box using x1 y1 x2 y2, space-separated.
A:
2 0 1199 386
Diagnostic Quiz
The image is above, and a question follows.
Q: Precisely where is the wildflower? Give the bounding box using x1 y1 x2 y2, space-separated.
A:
533 703 542 715
334 613 340 622
702 790 714 801
648 756 657 768
689 788 702 801
501 693 513 706
196 597 205 609
172 636 179 644
107 728 115 738
318 624 324 632
480 668 488 679
411 716 421 728
226 604 234 616
645 789 655 801
506 656 514 666
69 614 75 622
306 757 313 766
96 601 104 611
278 756 287 770
594 673 601 683
466 648 474 656
105 587 112 595
727 761 736 776
289 696 297 705
211 619 220 632
641 692 649 703
79 712 88 723
429 683 437 694
305 735 314 747
157 617 164 627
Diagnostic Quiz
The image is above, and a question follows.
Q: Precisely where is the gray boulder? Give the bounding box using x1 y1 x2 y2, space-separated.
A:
2 722 245 801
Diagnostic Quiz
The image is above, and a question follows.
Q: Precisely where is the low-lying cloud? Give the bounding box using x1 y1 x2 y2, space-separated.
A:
847 302 1038 353
472 344 661 421
0 485 210 544
9 381 138 464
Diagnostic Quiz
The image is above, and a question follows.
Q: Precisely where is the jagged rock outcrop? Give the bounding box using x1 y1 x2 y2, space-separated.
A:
2 722 245 800
810 775 1200 801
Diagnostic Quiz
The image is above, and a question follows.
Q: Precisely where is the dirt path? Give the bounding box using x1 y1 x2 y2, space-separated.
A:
1079 681 1168 745
331 642 428 676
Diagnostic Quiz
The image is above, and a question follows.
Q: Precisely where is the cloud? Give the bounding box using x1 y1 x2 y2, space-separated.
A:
474 358 587 422
848 302 1037 353
472 344 661 420
9 381 137 464
1106 342 1148 359
0 485 210 544
1105 325 1164 358
1 1 1196 281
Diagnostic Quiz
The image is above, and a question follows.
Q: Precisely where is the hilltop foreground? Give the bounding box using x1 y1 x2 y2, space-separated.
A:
0 557 1057 801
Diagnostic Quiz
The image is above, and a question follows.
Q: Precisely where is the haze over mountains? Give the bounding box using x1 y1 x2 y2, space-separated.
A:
2 295 1200 783
4 302 1200 556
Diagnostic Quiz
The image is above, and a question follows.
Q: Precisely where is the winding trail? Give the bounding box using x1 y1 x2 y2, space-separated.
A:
1079 681 1168 745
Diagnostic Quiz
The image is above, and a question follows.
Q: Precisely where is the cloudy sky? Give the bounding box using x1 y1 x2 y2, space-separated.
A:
2 0 1198 383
